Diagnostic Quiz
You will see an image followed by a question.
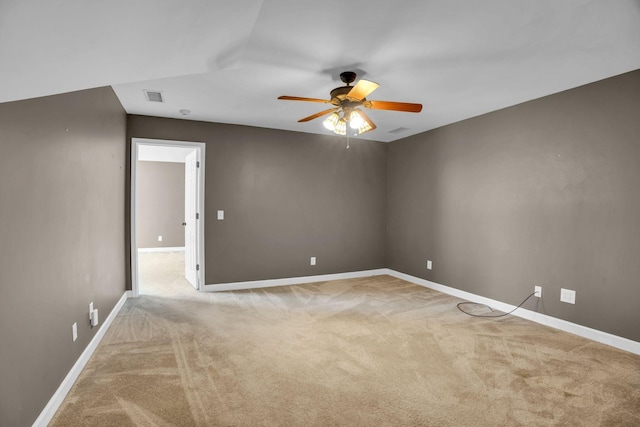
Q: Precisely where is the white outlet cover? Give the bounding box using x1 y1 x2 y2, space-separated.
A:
91 308 99 327
534 286 542 298
158 235 163 241
217 210 224 220
560 288 576 304
427 260 432 270
72 322 78 342
310 257 316 266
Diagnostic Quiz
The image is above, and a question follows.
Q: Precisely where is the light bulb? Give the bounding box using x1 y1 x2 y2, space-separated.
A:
355 120 374 135
323 112 339 130
349 110 364 129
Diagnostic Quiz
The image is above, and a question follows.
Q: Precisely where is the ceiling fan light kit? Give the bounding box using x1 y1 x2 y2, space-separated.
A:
348 110 364 129
323 112 340 131
321 108 371 136
278 71 422 136
334 118 347 136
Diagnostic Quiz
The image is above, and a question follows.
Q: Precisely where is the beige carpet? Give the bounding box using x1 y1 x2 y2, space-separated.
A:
50 252 640 426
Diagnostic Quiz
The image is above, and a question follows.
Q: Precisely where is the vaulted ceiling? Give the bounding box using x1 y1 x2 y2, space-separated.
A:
2 0 639 142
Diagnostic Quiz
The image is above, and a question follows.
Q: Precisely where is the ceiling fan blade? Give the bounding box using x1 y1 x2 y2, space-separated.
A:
355 109 377 134
346 79 379 101
298 107 338 122
278 96 331 103
365 100 423 113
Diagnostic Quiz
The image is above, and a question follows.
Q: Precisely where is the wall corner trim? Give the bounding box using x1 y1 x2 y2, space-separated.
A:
32 290 132 427
386 269 640 356
202 269 389 292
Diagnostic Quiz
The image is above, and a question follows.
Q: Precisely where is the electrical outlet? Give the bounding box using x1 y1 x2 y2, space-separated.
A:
426 260 433 270
72 322 78 342
310 257 316 266
89 302 93 320
217 210 224 220
560 288 576 304
91 309 99 327
534 286 542 298
157 235 163 242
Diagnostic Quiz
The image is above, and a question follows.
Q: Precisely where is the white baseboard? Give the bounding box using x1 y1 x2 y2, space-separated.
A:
137 246 185 253
202 269 388 292
385 269 640 356
201 268 639 355
32 290 132 427
28 270 639 427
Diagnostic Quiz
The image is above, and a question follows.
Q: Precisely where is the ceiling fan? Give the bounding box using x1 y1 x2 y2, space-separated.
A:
278 71 422 136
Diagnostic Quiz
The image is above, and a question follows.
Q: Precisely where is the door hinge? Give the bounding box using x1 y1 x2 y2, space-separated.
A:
196 213 200 219
196 264 200 271
196 161 200 168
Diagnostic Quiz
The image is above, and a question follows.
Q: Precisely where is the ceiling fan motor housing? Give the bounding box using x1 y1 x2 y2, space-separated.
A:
330 86 357 102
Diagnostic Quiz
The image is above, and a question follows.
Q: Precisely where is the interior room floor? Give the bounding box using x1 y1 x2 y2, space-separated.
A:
50 252 640 426
138 250 195 298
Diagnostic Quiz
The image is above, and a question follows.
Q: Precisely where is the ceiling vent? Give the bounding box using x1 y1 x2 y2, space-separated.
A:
389 127 409 134
143 89 164 103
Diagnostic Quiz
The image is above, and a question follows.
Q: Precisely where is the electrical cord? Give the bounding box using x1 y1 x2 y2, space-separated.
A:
457 292 537 318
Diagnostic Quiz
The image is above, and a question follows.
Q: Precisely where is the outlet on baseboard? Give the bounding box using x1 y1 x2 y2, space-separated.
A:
534 286 542 298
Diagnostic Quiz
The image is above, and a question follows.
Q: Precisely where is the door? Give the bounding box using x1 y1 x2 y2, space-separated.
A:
184 150 198 288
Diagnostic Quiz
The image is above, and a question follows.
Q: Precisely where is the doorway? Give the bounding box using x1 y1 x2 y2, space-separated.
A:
131 138 205 297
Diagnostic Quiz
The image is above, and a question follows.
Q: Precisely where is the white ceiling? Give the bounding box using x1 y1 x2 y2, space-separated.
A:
2 0 640 142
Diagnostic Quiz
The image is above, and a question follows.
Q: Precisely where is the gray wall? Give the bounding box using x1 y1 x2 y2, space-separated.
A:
0 87 127 426
2 70 636 425
137 161 185 248
127 116 388 284
387 70 640 342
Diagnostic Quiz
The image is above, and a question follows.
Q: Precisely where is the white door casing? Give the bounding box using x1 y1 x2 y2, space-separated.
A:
130 138 205 297
184 149 198 289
